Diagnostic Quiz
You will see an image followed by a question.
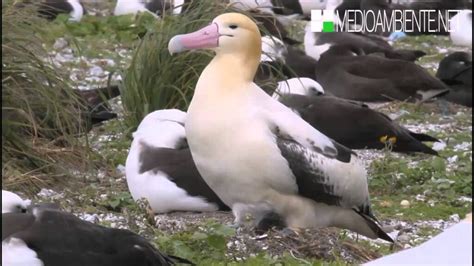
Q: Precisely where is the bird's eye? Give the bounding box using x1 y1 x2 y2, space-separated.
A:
309 87 323 95
229 24 238 29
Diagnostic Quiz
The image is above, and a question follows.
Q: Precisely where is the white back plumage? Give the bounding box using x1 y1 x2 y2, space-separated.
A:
126 109 219 213
261 36 287 63
304 23 331 61
450 10 472 47
274 78 325 99
67 0 84 22
2 190 30 214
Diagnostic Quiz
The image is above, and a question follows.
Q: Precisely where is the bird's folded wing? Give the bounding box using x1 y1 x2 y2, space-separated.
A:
257 86 354 163
276 138 371 213
276 138 343 206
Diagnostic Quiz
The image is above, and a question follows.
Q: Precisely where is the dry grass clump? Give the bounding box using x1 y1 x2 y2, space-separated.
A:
2 3 91 192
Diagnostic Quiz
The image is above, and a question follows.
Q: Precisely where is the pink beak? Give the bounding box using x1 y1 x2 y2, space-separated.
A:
168 23 220 54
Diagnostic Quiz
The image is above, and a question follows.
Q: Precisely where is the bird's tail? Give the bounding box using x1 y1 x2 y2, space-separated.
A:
393 139 439 156
386 49 427 61
408 131 440 156
357 211 394 243
410 132 440 143
166 255 196 265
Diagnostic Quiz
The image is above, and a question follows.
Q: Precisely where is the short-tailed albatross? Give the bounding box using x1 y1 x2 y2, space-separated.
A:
168 13 392 242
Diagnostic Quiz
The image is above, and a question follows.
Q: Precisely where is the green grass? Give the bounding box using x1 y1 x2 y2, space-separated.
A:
372 195 471 221
120 0 230 129
368 111 472 221
370 154 471 195
40 12 159 46
87 118 132 167
153 221 348 265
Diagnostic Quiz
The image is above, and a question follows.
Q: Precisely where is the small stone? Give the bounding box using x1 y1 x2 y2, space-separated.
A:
448 155 458 164
388 110 409 120
437 48 448 53
53 38 68 50
382 225 395 233
116 164 126 175
81 213 99 223
85 76 103 83
454 142 471 151
89 65 104 77
397 234 410 242
54 53 74 63
415 194 426 201
432 142 446 151
380 200 393 208
254 234 268 240
395 223 404 230
37 188 63 200
400 200 410 208
458 196 472 203
449 214 460 223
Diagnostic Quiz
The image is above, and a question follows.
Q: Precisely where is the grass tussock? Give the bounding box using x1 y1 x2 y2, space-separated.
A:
121 0 232 128
120 1 284 128
2 3 91 192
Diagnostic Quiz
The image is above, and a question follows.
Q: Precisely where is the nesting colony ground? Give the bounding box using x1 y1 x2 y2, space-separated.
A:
4 1 472 265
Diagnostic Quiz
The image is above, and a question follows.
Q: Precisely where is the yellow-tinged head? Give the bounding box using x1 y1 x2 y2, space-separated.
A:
212 13 261 59
168 13 261 61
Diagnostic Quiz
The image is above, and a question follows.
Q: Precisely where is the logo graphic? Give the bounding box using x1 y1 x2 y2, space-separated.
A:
310 9 463 33
311 10 336 32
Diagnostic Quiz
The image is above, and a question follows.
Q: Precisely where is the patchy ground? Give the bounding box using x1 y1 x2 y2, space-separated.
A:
11 3 472 265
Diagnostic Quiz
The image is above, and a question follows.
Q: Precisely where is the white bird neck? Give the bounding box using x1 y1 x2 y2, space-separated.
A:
304 29 319 60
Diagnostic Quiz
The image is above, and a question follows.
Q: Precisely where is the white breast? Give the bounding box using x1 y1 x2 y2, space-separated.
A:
185 83 297 206
2 238 44 266
67 0 83 22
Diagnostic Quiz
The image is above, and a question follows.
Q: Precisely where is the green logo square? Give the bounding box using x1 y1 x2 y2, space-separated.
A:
322 21 334 32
